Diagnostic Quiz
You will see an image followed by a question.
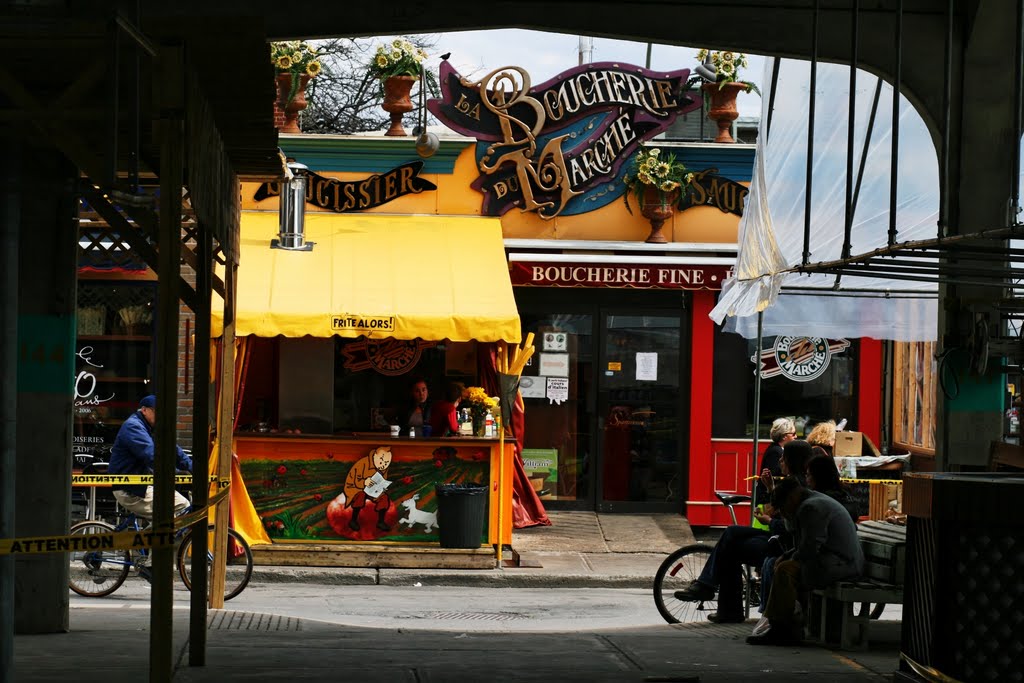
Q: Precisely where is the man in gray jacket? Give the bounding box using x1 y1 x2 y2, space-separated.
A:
747 477 864 646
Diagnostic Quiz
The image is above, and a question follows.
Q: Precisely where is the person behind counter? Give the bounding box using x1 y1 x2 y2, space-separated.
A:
400 376 432 434
430 381 465 437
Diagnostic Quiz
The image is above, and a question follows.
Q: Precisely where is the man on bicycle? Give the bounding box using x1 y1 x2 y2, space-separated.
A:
109 394 193 523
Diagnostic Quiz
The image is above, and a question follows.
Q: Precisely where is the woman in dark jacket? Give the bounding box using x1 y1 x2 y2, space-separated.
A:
806 453 858 521
755 417 797 507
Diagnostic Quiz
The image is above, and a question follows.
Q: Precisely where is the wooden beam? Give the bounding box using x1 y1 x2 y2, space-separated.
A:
150 43 184 683
210 253 236 610
81 190 198 311
0 65 110 186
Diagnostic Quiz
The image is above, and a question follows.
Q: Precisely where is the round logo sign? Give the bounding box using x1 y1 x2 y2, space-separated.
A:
773 336 831 382
365 339 424 376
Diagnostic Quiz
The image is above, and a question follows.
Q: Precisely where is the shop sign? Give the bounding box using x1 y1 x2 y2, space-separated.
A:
679 168 749 217
253 161 436 212
341 338 437 376
428 62 701 219
754 337 851 382
510 261 733 290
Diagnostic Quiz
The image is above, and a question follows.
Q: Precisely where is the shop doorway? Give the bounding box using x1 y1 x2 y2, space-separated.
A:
596 311 685 512
516 290 690 513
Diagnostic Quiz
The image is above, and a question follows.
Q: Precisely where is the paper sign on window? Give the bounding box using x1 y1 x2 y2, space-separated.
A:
546 377 569 405
635 352 658 381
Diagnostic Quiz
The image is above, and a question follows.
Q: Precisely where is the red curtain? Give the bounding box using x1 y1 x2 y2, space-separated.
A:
478 343 551 528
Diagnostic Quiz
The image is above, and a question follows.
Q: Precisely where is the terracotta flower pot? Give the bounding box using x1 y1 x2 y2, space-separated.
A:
381 75 418 137
276 73 312 134
639 186 680 244
701 81 748 144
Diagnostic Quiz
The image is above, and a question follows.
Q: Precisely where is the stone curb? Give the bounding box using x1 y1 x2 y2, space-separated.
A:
249 566 655 589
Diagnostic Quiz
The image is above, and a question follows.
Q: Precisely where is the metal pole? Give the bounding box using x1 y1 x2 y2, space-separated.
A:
188 222 212 666
842 0 860 262
888 0 903 246
0 130 19 683
803 0 820 266
751 311 764 510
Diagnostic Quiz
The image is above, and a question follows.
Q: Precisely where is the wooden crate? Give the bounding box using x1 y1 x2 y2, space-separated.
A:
868 481 902 520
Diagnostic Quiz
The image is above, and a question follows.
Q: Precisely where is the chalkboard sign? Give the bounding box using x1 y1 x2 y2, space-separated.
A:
846 481 871 518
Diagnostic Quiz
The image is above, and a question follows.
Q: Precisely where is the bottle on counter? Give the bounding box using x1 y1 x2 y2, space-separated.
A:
459 408 472 435
484 410 495 437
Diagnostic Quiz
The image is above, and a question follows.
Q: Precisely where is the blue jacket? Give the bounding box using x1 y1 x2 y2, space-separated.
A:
109 410 192 495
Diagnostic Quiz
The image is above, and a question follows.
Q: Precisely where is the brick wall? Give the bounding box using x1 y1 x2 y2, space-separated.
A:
176 264 198 450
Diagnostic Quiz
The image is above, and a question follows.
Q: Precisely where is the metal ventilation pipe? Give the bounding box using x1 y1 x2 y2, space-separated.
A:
272 161 314 251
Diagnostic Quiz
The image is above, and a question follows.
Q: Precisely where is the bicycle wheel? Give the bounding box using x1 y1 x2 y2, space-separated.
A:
177 526 253 601
654 544 722 624
68 520 130 597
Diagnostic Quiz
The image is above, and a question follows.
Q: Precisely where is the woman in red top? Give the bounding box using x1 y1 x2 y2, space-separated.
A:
430 382 465 436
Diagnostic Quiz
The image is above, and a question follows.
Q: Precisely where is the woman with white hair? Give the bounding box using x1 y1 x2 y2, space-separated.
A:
755 417 797 506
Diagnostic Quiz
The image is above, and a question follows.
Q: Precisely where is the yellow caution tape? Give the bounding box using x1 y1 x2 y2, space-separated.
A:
0 477 232 555
71 474 224 487
0 529 178 556
841 478 904 485
173 486 231 531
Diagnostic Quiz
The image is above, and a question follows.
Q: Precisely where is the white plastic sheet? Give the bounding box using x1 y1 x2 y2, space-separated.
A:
711 59 939 341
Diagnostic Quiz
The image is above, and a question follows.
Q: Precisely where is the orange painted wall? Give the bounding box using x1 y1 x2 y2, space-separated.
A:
241 146 743 244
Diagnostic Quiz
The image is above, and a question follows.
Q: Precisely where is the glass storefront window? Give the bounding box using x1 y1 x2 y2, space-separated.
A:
519 313 593 503
711 327 857 439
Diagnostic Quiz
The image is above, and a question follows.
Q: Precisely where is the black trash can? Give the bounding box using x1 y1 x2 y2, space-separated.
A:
434 483 488 549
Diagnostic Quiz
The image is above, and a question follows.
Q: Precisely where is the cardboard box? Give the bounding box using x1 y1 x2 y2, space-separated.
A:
834 431 881 457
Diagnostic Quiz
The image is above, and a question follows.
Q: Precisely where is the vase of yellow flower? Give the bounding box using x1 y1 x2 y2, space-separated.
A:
369 39 429 137
271 41 322 133
622 146 692 243
462 386 500 437
694 49 759 144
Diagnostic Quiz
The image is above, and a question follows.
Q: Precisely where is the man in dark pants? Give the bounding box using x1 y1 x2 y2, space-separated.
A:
674 440 813 622
747 477 864 645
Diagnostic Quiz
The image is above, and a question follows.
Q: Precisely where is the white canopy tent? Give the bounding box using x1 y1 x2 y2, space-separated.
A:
710 58 939 341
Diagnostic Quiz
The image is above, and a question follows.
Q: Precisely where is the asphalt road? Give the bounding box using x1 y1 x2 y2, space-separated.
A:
70 580 666 631
69 578 903 632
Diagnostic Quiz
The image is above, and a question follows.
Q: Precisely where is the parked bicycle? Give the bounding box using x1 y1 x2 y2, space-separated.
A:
68 505 253 601
653 491 760 624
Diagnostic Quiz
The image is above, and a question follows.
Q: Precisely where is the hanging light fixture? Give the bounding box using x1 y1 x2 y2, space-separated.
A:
272 160 315 251
414 63 439 158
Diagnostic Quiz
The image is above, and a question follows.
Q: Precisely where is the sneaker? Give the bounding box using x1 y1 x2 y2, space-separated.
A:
751 615 771 637
138 567 153 584
673 581 715 602
746 624 803 646
707 612 746 624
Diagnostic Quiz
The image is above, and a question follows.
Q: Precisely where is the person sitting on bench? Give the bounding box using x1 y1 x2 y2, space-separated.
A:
747 477 864 646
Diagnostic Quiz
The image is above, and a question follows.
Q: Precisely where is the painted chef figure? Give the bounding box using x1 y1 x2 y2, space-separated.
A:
344 446 393 532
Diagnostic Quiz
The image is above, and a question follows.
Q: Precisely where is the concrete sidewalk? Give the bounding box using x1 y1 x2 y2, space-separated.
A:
14 604 902 682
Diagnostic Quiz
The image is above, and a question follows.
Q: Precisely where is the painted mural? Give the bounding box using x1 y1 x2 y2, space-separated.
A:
239 442 490 543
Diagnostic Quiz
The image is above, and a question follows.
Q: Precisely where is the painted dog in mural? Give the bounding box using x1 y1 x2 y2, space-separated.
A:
398 493 437 533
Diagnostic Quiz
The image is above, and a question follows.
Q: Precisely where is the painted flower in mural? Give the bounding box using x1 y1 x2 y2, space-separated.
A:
402 476 414 485
313 493 323 502
276 465 287 475
622 146 692 213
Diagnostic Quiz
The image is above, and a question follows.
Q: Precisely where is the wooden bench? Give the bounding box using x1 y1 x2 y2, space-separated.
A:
805 520 906 650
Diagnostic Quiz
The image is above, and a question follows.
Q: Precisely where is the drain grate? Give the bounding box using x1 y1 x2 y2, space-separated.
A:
208 611 303 631
420 611 528 621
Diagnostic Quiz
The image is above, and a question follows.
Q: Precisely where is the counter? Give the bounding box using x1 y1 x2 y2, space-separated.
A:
234 434 514 551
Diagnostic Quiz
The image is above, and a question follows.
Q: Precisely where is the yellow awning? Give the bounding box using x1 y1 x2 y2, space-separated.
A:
212 213 521 343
